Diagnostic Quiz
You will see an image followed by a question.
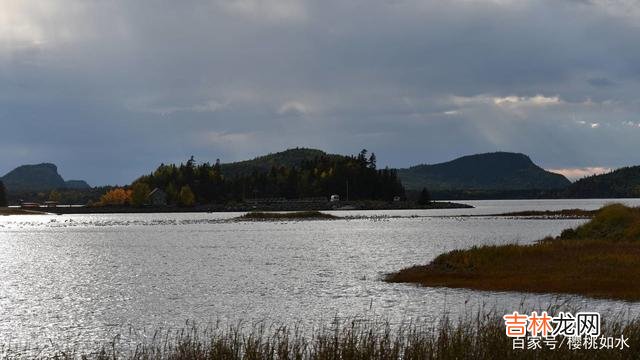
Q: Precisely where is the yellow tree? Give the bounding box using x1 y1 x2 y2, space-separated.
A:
178 185 195 207
130 182 151 207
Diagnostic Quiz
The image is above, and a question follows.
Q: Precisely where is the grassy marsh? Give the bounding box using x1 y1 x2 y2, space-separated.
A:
5 313 639 359
386 204 640 301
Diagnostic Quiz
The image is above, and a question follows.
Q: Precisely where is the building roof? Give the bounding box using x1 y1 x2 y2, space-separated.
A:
148 188 165 197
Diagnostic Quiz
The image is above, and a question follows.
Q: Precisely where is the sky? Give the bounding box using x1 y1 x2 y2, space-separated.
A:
1 0 640 185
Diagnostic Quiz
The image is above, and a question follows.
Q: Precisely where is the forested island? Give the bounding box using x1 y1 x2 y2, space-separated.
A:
133 149 404 205
66 150 468 212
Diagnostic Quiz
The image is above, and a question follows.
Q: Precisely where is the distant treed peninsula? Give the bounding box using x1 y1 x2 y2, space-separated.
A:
133 149 405 206
2 148 640 205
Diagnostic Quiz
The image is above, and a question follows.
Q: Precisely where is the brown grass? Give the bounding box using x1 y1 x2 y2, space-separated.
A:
8 314 640 359
386 204 640 301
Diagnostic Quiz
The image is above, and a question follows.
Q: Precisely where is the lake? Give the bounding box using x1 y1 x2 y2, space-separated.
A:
1 199 640 354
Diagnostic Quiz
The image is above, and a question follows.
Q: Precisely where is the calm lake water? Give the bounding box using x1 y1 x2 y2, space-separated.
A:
2 199 640 354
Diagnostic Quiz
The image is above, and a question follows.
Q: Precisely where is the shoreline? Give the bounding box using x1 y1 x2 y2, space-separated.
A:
34 200 473 215
0 207 47 216
454 208 598 219
386 204 640 301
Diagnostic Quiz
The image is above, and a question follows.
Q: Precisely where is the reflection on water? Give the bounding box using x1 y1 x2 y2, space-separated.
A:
1 199 639 353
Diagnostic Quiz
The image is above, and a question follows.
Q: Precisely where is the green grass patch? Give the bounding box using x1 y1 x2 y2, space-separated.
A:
238 211 340 221
387 204 640 301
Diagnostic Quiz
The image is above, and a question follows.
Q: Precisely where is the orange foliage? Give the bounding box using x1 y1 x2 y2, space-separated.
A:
99 188 132 206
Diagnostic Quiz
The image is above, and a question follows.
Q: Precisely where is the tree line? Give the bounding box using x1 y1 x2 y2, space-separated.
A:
564 166 640 198
119 150 405 206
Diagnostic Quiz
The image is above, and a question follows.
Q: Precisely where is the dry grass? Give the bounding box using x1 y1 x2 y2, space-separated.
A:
238 211 339 221
387 204 640 301
5 314 640 359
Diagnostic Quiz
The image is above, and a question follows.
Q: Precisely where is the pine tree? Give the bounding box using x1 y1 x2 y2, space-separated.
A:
357 149 368 167
368 153 377 169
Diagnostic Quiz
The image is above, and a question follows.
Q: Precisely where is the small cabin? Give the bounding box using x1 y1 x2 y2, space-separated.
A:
148 188 167 206
330 194 340 202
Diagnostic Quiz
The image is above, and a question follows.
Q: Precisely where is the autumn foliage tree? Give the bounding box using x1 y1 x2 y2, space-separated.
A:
130 182 151 207
99 188 132 206
178 185 195 207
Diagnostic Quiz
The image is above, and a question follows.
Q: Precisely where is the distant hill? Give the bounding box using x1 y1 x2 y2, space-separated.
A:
397 152 571 191
565 166 640 198
220 148 346 177
1 163 90 193
64 180 91 190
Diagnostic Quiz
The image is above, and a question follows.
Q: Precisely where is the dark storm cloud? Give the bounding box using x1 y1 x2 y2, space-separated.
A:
1 0 640 184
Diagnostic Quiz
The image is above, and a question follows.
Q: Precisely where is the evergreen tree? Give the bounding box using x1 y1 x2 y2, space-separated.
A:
418 187 431 205
186 155 196 168
368 153 377 169
357 149 368 167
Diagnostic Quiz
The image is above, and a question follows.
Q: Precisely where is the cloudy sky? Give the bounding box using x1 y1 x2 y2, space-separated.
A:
2 0 640 185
